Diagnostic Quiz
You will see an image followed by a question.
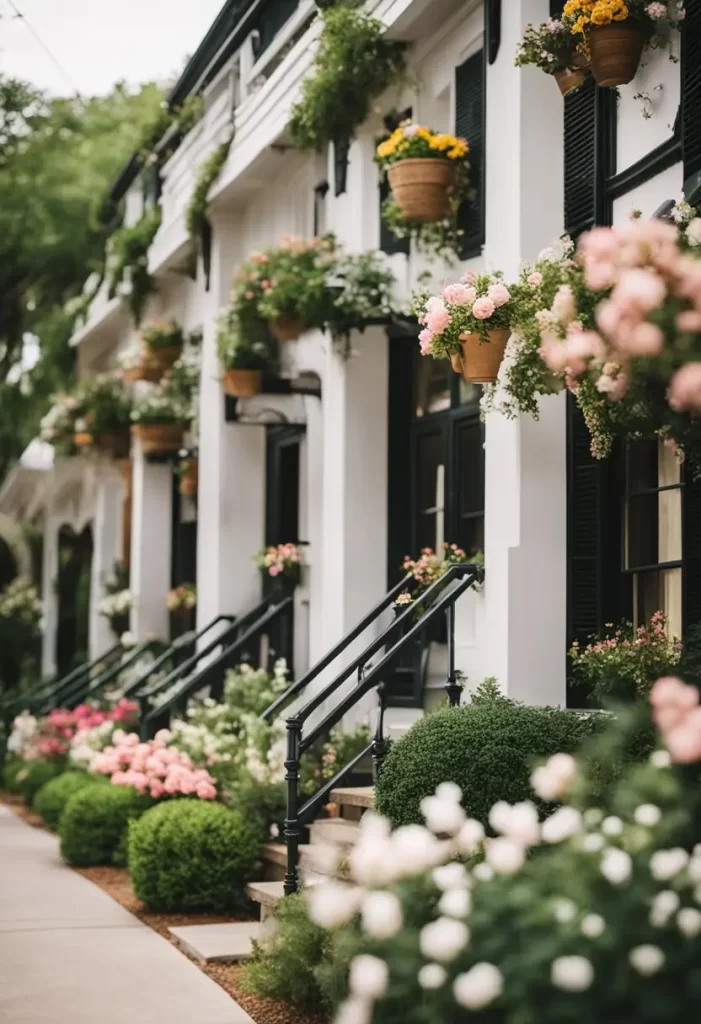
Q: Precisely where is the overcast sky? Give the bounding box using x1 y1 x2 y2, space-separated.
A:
0 0 226 96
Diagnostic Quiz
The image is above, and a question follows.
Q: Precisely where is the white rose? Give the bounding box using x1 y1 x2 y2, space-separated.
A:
650 848 689 881
530 753 578 801
419 917 470 962
688 857 701 883
650 749 672 768
361 891 403 940
686 218 701 245
554 899 577 923
456 818 485 855
307 882 363 930
435 781 463 803
551 955 594 991
677 907 701 938
600 848 632 885
634 804 662 828
629 945 665 976
432 862 469 891
541 807 582 844
418 963 446 990
421 795 466 836
334 996 371 1024
453 963 504 1009
391 825 446 877
473 862 494 882
601 816 623 836
581 913 605 938
349 836 396 886
486 838 525 875
582 832 605 853
349 955 388 1000
650 889 680 926
438 888 472 919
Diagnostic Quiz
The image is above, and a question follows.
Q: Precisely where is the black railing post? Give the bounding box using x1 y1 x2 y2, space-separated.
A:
139 694 151 740
284 716 302 896
372 681 388 782
445 602 462 707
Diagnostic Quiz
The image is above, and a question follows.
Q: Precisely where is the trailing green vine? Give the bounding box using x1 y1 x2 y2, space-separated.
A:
185 138 232 251
106 207 162 324
289 2 406 152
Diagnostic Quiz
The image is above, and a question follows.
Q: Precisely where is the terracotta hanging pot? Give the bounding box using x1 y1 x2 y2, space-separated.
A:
179 459 198 497
74 431 94 448
123 363 161 384
97 431 131 459
271 315 307 342
449 350 464 375
146 345 182 377
222 368 263 398
387 158 456 222
131 423 184 456
459 328 509 384
554 67 586 96
588 24 644 87
571 48 591 72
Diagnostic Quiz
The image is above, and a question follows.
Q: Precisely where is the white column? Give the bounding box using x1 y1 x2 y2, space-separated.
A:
40 512 60 678
130 439 172 641
480 0 568 705
89 470 125 657
196 210 266 635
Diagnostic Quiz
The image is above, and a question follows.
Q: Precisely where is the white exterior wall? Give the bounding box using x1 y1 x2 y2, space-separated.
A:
62 0 685 713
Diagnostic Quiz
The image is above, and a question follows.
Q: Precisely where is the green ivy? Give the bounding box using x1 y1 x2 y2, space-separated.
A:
289 3 406 152
185 138 232 252
106 207 161 324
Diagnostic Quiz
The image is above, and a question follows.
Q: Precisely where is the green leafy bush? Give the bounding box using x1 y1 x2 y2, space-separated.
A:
59 784 151 866
14 759 63 804
243 894 335 1011
32 771 106 831
3 757 26 795
127 799 259 912
375 697 604 829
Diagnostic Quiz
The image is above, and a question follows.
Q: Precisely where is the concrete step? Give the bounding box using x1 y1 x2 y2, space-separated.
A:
330 786 374 809
263 842 341 879
168 921 261 964
309 817 361 846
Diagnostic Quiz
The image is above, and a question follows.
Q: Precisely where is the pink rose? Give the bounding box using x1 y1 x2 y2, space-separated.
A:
418 328 434 355
676 310 701 333
472 297 495 320
461 270 477 285
668 363 701 412
425 309 451 335
487 282 511 307
627 321 664 356
442 283 476 306
613 268 666 315
196 782 217 800
552 285 576 325
527 272 542 287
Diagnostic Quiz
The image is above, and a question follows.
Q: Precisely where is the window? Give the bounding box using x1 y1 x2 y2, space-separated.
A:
379 109 411 256
455 49 485 259
624 439 683 635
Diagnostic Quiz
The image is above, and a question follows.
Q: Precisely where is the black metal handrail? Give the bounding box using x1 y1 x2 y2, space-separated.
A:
33 643 128 715
282 563 482 894
260 573 411 722
140 596 294 738
3 642 125 719
118 613 236 701
53 640 163 711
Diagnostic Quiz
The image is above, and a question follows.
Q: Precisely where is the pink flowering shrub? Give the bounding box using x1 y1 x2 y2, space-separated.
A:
394 544 477 610
10 699 138 762
412 272 514 360
91 730 218 801
254 542 302 581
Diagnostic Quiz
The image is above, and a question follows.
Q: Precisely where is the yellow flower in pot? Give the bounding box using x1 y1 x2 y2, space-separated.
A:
376 123 470 225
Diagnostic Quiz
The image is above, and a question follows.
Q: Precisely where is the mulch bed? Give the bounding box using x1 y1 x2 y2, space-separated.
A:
1 793 324 1024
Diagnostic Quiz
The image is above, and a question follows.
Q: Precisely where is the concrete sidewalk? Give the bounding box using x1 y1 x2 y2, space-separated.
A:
0 806 255 1024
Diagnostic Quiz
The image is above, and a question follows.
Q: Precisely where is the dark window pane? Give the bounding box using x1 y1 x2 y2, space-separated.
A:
627 492 659 568
627 439 658 493
457 421 484 516
415 431 443 551
415 353 451 417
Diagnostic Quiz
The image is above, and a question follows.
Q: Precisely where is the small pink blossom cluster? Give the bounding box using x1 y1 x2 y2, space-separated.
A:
166 583 196 611
415 272 511 358
539 218 701 410
650 676 701 763
91 730 217 800
574 610 675 657
402 544 468 589
255 542 301 579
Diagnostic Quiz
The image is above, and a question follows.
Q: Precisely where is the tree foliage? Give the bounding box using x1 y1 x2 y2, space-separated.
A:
0 77 164 481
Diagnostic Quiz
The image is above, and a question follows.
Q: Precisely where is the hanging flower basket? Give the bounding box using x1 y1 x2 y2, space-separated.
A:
97 431 131 459
131 423 184 456
554 67 586 96
459 329 510 384
387 158 456 222
123 363 161 385
179 459 198 498
222 369 263 398
74 431 94 448
588 24 644 87
449 350 464 374
271 315 307 343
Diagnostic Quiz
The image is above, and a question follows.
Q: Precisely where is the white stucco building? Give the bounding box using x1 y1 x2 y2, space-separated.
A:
4 0 701 718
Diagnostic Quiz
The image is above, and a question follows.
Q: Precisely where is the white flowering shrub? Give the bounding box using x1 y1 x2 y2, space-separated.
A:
306 692 701 1024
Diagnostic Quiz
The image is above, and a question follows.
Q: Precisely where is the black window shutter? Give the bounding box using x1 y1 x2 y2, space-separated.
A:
379 176 410 255
684 469 701 633
682 0 701 183
455 49 485 259
564 77 598 237
550 0 565 14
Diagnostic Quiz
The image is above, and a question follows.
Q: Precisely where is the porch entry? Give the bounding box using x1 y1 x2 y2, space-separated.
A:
56 524 93 676
387 335 485 706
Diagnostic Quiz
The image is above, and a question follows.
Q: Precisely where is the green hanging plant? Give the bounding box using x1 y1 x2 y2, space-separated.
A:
106 207 162 324
185 138 232 252
289 2 406 153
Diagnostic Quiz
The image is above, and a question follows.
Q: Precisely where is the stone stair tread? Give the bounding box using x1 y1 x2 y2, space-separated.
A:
246 880 285 907
263 843 341 875
330 786 374 808
168 921 261 963
309 817 361 845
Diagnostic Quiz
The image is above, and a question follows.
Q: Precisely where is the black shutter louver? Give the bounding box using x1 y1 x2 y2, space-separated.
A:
455 49 485 259
568 399 603 652
682 0 701 183
564 77 597 237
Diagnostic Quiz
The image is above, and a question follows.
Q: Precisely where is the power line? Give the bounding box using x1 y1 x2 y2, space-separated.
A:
6 0 82 95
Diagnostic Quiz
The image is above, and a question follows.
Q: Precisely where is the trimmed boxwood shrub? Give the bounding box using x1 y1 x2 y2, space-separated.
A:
33 771 107 831
3 758 26 795
60 785 151 866
128 799 259 913
375 698 605 829
14 759 64 804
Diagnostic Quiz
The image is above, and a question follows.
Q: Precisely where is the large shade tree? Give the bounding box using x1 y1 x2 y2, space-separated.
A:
0 76 163 480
